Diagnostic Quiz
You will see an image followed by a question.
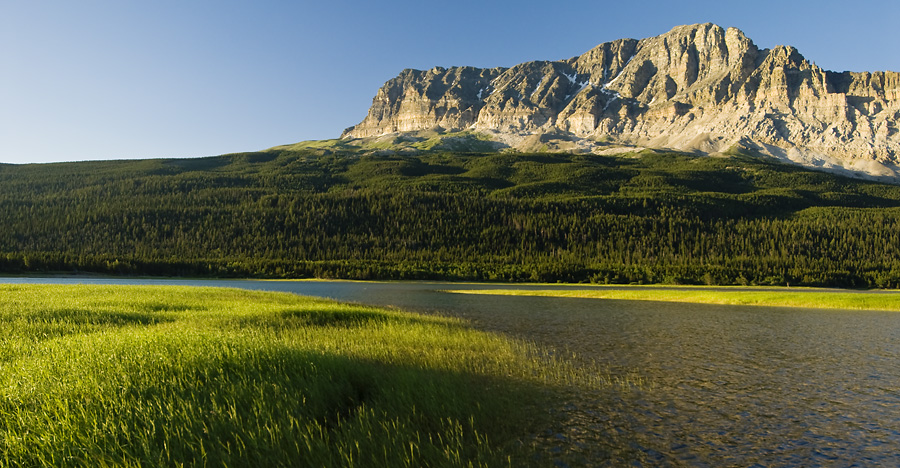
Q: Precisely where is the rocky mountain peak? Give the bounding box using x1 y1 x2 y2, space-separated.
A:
341 24 900 180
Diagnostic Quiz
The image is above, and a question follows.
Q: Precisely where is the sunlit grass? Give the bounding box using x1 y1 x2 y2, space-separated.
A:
0 285 597 467
443 287 900 311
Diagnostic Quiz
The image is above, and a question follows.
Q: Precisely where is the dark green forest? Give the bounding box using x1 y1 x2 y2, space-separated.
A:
3 148 900 287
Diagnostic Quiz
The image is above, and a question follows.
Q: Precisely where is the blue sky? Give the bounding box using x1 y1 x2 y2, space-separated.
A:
2 0 898 164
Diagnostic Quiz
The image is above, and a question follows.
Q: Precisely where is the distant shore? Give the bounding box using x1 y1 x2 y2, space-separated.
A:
443 286 900 311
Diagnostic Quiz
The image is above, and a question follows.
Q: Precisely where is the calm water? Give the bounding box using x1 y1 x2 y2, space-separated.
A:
4 277 900 466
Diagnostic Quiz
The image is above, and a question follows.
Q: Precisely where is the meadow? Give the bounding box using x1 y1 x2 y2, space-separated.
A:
444 287 900 311
0 284 593 467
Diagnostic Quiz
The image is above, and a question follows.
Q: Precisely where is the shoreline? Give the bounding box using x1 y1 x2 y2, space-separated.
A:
1 272 896 291
441 288 900 311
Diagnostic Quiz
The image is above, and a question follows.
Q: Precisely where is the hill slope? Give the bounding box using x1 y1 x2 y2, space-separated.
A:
2 149 900 287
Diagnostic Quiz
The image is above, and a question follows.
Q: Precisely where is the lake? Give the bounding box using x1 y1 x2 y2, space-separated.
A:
3 277 899 466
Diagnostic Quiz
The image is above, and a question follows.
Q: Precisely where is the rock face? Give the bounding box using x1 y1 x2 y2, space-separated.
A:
343 23 900 178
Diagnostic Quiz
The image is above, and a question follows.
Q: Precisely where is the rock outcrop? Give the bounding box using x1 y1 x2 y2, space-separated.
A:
342 23 900 179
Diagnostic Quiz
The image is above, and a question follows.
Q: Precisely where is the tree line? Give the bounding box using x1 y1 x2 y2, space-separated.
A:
2 149 900 287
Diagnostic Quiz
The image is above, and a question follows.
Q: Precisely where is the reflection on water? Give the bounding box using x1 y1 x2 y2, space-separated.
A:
4 278 900 466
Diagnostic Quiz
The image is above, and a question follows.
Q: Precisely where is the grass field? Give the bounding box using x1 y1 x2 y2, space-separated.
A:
0 285 593 467
443 287 900 311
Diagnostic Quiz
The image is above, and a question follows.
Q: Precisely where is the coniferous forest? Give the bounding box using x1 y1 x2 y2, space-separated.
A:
3 148 900 288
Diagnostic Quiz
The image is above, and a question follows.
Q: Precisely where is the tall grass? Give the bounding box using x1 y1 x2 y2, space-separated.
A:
0 285 591 467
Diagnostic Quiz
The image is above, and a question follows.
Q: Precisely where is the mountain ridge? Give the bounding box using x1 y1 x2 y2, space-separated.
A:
340 23 900 179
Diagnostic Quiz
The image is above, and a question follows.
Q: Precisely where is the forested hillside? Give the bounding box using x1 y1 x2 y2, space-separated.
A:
3 149 900 287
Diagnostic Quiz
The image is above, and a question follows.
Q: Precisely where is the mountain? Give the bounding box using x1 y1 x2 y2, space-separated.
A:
340 23 900 180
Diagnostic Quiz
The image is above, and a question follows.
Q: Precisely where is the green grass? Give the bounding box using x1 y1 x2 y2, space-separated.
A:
0 285 594 467
443 287 900 311
268 131 501 154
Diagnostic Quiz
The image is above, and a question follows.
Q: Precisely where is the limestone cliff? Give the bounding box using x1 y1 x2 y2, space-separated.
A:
342 23 900 179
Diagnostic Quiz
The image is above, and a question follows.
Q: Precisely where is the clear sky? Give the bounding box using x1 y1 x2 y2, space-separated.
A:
2 0 898 164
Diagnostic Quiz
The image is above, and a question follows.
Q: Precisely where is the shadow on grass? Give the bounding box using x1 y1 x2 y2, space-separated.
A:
39 308 176 326
279 306 426 327
3 345 552 467
216 304 453 331
1 308 178 342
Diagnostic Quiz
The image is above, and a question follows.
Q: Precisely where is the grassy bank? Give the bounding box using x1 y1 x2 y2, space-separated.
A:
443 287 900 311
0 285 591 467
